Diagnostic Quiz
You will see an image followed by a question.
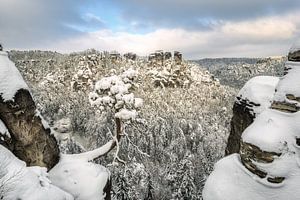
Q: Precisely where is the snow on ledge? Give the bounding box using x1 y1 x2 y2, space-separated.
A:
273 61 300 105
237 76 279 115
203 154 300 200
289 42 300 54
242 109 300 153
0 51 29 101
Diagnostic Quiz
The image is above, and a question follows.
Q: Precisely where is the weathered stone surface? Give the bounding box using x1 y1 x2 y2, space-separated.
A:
124 52 137 60
288 50 300 62
0 89 59 169
240 142 284 183
164 51 172 60
225 99 255 155
226 76 279 155
271 101 299 113
174 51 182 64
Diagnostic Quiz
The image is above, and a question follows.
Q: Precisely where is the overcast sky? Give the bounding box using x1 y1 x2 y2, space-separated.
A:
1 0 300 58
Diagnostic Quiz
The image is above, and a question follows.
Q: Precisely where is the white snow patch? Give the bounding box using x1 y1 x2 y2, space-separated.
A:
0 119 10 138
0 51 29 101
121 68 137 80
134 98 143 109
49 142 113 200
237 76 279 114
115 108 137 120
203 154 300 200
289 42 300 54
49 157 109 200
122 93 134 105
273 61 300 105
0 145 73 200
242 108 300 153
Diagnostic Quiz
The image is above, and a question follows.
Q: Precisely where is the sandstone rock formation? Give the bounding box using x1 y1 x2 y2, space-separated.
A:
174 51 182 64
203 46 300 200
287 46 300 62
124 52 137 60
225 76 279 155
225 99 256 155
271 49 300 112
148 50 183 66
164 51 172 60
0 51 59 169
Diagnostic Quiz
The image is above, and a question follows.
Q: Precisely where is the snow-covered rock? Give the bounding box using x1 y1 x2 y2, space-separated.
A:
205 46 300 200
237 76 279 115
203 153 300 200
288 43 300 62
0 51 60 169
49 155 110 200
226 76 279 155
0 51 29 101
49 143 113 200
242 108 300 153
207 107 300 199
272 61 300 112
0 145 73 200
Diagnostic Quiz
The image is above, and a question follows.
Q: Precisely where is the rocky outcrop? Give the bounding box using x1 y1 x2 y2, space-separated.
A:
0 89 59 169
124 52 137 61
271 49 300 113
164 51 172 60
225 76 279 155
204 45 300 200
287 49 300 62
148 50 183 66
225 99 255 155
174 51 182 64
0 51 59 169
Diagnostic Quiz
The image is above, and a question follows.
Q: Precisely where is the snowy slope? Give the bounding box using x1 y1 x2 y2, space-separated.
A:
0 51 29 101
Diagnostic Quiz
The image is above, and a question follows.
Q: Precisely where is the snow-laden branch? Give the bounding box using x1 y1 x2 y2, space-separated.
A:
62 118 122 161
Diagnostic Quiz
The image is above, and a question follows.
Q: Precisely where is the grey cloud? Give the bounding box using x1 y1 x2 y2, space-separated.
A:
0 0 102 49
113 0 300 30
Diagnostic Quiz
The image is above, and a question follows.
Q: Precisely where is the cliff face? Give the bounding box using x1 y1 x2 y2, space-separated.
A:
0 51 59 169
225 100 255 155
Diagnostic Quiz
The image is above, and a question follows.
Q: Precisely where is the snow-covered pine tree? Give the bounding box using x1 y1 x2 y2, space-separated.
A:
167 153 197 200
